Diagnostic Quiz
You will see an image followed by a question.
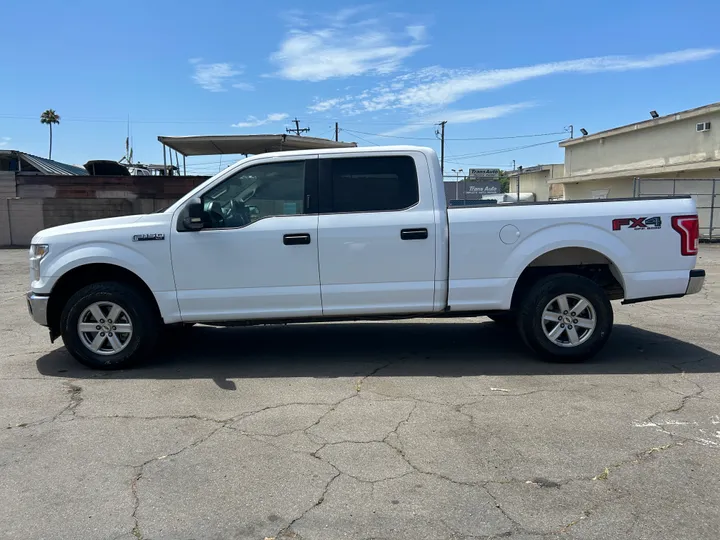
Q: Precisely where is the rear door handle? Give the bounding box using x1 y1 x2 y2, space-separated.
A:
400 228 428 240
283 233 311 245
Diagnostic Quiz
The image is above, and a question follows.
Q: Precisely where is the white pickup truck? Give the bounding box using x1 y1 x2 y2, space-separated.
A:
27 146 705 369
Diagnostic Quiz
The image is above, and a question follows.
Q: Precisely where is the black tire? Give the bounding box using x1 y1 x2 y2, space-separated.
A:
60 281 159 370
487 313 516 327
517 273 613 363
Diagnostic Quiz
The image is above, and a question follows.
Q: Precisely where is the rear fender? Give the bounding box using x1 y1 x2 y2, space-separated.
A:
506 223 631 285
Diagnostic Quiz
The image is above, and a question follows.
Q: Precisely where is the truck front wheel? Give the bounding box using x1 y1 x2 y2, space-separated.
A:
517 274 613 363
60 282 159 370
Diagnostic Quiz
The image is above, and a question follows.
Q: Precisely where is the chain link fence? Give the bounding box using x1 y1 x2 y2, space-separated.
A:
633 178 718 240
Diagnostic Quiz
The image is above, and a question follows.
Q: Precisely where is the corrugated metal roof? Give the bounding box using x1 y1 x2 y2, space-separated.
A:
20 152 88 175
0 150 88 175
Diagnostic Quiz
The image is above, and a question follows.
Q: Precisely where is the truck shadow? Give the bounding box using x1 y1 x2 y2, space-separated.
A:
35 321 720 383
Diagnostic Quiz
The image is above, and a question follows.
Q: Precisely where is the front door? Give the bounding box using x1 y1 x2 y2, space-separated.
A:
317 154 437 316
170 158 321 322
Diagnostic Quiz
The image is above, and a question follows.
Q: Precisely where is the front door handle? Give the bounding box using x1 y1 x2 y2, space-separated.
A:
400 228 428 240
283 233 311 245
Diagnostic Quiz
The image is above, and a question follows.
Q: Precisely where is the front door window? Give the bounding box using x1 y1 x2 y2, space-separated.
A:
202 161 307 228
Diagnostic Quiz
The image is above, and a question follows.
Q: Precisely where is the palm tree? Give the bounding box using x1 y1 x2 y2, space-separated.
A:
40 109 60 159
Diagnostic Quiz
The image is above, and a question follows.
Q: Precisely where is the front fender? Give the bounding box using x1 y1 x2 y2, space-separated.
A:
41 242 174 294
505 222 632 278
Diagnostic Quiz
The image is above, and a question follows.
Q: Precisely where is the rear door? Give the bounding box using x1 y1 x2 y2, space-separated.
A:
317 153 437 315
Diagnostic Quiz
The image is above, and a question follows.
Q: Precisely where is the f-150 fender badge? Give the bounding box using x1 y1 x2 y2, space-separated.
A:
133 233 165 242
612 216 661 231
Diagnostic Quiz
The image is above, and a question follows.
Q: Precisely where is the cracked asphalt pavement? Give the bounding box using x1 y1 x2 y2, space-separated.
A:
1 246 719 540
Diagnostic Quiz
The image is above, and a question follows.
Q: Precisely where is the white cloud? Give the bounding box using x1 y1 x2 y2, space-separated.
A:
395 48 720 110
406 25 426 41
308 98 343 113
191 60 247 92
231 113 289 128
232 82 255 91
270 9 426 81
0 136 10 148
311 48 719 114
382 103 537 136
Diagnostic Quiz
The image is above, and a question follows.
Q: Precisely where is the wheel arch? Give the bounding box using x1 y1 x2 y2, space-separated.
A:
47 263 161 337
510 246 626 311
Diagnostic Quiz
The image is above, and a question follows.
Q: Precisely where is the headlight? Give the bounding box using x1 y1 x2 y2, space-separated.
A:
30 244 49 260
29 244 49 277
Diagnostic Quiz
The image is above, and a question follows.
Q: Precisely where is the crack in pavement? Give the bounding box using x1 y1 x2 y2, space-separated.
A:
125 360 397 540
5 380 83 430
354 360 394 393
128 424 227 539
276 471 341 539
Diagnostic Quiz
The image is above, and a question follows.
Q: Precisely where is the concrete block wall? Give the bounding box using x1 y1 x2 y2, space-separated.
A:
0 174 202 246
0 197 182 246
0 172 16 198
8 199 45 245
42 199 135 230
0 199 10 246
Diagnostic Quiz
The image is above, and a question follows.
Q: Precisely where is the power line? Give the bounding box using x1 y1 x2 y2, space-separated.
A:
341 129 379 146
449 139 564 159
0 112 438 128
0 114 244 125
444 139 565 163
341 128 568 142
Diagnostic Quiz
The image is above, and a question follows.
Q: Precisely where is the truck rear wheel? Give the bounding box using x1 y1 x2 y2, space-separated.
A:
60 282 159 370
517 274 613 363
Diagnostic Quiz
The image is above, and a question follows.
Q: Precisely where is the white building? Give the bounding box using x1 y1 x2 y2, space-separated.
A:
507 164 565 201
551 102 720 200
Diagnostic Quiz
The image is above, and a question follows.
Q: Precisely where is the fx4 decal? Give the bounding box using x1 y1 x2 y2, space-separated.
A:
612 217 662 231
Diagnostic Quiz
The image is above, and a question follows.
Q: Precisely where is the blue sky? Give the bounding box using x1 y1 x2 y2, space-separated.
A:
2 0 719 176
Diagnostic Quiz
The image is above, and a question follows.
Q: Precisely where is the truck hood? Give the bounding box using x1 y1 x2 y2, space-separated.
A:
32 214 149 243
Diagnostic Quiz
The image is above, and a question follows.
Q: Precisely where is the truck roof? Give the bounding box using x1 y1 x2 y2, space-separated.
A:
239 145 436 161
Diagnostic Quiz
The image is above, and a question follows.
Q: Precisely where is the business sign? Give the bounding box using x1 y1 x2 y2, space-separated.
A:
468 168 501 179
444 180 502 202
466 181 501 196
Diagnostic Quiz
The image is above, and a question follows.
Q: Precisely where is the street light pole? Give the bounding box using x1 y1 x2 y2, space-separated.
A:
451 169 463 200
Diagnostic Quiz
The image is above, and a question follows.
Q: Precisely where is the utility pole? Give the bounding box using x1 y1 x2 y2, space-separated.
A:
335 122 339 142
436 121 447 174
566 124 574 139
286 118 310 136
517 165 522 202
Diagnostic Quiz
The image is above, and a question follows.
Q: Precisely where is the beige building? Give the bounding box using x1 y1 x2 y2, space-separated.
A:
507 164 565 201
552 102 720 200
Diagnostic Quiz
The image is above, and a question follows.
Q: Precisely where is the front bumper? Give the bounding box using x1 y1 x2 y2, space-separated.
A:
26 292 49 326
686 269 705 295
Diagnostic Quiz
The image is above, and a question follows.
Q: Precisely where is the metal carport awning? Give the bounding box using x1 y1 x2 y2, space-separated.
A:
157 134 357 175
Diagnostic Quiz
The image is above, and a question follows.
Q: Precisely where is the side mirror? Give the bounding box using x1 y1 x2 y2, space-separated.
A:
182 198 205 231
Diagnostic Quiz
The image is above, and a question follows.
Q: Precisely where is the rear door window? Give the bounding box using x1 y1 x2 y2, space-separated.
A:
323 156 419 213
